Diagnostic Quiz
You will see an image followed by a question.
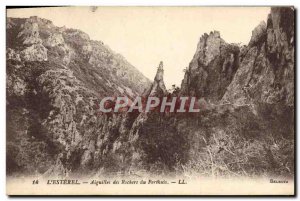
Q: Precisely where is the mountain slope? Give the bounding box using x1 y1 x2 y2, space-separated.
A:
124 7 294 177
6 16 151 175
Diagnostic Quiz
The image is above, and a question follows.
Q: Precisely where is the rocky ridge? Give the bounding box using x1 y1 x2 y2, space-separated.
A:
177 7 294 177
6 16 151 175
180 31 240 102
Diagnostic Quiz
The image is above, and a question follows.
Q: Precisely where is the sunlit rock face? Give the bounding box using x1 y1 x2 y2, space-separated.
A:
180 31 240 102
20 44 48 61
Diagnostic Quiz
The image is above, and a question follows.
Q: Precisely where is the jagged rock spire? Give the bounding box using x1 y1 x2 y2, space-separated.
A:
154 61 164 82
144 61 167 97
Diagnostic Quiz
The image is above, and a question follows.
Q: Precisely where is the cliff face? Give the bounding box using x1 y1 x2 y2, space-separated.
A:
6 16 151 175
176 7 294 177
7 16 151 98
222 7 294 107
181 31 240 102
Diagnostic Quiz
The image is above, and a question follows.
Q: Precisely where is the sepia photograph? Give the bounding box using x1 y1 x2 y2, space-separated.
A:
5 6 295 196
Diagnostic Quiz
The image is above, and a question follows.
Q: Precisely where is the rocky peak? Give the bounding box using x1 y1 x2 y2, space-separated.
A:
248 21 267 47
266 7 294 64
194 31 225 66
7 16 151 96
144 61 167 97
18 16 54 45
27 16 53 26
181 31 239 101
154 61 164 82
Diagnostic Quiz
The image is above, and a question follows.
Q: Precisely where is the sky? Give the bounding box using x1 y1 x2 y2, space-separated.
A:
7 7 270 89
